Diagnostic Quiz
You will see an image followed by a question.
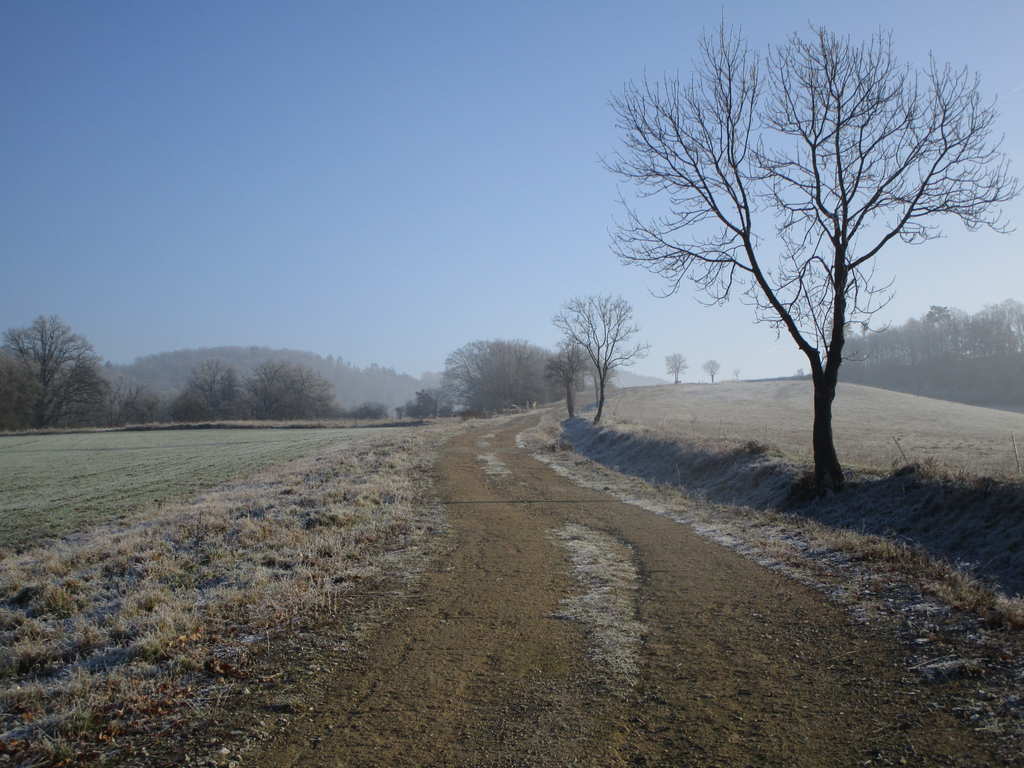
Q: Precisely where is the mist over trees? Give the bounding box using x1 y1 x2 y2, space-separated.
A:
108 346 421 409
442 339 560 413
398 389 452 419
0 316 438 429
105 378 161 426
609 24 1019 492
844 300 1024 407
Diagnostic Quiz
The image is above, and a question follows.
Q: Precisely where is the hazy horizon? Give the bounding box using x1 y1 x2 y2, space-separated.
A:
3 1 1021 381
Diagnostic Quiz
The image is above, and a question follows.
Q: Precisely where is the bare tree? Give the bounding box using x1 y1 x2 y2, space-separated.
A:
732 368 741 381
0 353 40 430
702 359 721 383
442 339 556 413
186 360 242 419
665 353 688 384
553 295 649 424
105 377 161 426
3 315 108 428
609 25 1019 492
245 361 336 420
546 341 586 417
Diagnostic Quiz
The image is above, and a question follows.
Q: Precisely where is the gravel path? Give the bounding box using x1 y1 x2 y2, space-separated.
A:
247 416 1013 767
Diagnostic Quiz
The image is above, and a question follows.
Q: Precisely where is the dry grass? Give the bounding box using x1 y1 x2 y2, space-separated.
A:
0 416 426 438
600 381 1024 478
519 409 1024 629
0 422 460 765
0 426 402 550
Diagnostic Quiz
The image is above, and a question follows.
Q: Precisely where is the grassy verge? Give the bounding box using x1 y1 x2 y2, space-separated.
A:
521 410 1024 628
0 421 462 766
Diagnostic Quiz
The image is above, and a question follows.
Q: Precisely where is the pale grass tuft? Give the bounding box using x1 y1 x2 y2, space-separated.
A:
552 522 645 688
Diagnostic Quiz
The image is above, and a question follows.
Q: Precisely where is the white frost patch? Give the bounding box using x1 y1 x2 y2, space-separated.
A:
552 523 645 688
477 453 511 476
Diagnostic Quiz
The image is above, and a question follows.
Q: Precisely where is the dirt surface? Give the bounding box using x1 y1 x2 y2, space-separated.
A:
247 416 1016 767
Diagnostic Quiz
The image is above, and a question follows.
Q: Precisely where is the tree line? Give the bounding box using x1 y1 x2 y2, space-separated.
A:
843 301 1024 406
0 316 392 430
1 313 657 431
107 345 421 407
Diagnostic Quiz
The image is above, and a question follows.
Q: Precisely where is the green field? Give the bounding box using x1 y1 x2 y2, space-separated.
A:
0 427 393 550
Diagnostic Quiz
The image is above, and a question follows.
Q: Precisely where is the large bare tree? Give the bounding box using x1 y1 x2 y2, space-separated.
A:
3 315 108 428
609 25 1019 492
665 353 687 384
554 295 649 424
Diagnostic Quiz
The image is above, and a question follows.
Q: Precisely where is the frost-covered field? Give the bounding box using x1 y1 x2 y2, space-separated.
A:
0 427 394 549
598 380 1024 477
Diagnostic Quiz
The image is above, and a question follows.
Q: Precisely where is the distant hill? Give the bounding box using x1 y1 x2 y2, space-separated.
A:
106 346 422 408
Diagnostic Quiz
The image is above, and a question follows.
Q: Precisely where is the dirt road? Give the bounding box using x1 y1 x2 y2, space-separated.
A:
250 416 1012 767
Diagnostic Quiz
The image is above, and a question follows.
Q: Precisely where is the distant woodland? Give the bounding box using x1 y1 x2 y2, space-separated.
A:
0 317 430 430
108 346 423 409
3 316 656 430
842 300 1024 408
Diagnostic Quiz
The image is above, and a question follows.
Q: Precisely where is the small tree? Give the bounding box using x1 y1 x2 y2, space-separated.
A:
609 25 1019 491
733 368 741 381
665 353 687 384
546 341 586 417
702 359 721 383
554 295 649 424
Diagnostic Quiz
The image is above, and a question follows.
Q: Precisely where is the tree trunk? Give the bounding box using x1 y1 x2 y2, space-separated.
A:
565 383 575 418
811 371 844 493
593 374 605 424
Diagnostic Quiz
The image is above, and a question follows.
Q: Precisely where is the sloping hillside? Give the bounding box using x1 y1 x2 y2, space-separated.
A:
568 380 1024 596
599 380 1024 478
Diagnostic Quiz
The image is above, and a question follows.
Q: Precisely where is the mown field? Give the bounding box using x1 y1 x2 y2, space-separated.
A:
599 379 1024 477
0 427 394 549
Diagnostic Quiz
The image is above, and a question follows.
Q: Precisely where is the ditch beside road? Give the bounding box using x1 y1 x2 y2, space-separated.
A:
248 415 1014 767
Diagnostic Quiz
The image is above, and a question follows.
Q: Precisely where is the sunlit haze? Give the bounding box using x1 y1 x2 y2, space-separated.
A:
3 0 1021 380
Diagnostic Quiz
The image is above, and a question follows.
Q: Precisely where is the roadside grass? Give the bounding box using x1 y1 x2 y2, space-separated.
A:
599 381 1024 479
0 422 460 766
0 427 399 550
521 408 1024 629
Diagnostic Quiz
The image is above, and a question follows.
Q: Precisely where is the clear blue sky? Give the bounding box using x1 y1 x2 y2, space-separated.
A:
2 0 1021 381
